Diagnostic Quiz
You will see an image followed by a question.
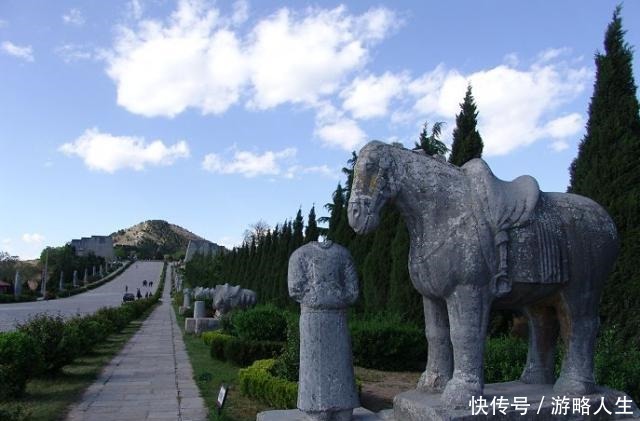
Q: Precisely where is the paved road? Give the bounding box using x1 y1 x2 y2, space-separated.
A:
0 261 163 332
66 264 207 421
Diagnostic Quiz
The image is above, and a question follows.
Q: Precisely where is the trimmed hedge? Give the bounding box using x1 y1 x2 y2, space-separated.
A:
239 359 297 409
0 332 40 399
350 318 427 371
208 332 284 366
231 305 288 342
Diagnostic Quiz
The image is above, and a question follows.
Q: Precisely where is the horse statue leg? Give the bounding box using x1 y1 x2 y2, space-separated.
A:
417 296 452 392
520 305 558 385
441 284 492 407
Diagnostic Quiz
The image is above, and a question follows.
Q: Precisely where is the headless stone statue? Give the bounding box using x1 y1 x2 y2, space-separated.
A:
288 240 359 421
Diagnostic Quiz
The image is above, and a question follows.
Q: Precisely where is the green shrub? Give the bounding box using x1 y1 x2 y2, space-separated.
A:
201 331 218 346
220 312 235 335
350 318 427 371
208 332 284 366
271 314 300 382
0 404 31 421
0 332 40 399
18 313 73 374
232 305 288 342
94 307 130 332
484 336 527 383
224 337 284 367
595 327 640 402
210 332 234 360
239 359 297 409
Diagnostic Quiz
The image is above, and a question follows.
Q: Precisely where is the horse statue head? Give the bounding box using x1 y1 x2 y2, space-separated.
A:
348 141 401 234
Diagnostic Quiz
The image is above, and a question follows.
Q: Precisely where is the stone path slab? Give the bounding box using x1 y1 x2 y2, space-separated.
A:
66 264 207 421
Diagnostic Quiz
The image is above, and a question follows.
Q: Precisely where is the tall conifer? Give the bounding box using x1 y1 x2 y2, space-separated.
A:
304 206 319 242
568 6 640 342
449 85 484 166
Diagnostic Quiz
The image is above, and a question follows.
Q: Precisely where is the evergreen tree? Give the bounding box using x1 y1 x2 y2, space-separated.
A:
292 209 304 249
304 206 319 243
449 84 484 166
568 6 640 342
415 121 448 156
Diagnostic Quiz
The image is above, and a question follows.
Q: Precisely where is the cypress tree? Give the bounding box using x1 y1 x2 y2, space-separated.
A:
568 6 640 342
415 121 448 156
292 209 304 249
449 84 484 166
304 206 319 242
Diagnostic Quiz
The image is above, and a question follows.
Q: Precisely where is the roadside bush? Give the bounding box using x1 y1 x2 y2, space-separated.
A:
484 336 527 383
239 359 297 409
595 327 640 402
224 337 284 367
0 404 31 421
350 318 427 371
94 307 130 332
271 314 300 382
232 305 288 342
18 313 73 374
208 332 284 366
0 332 40 399
209 332 233 360
201 331 219 346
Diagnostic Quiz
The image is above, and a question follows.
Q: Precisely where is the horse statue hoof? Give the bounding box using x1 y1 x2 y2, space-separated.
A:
417 370 450 393
554 376 595 396
440 377 481 409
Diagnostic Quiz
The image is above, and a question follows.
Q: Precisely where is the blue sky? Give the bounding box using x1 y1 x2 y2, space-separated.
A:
1 0 639 259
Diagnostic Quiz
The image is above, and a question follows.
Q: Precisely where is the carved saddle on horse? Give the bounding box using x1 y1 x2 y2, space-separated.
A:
462 159 567 296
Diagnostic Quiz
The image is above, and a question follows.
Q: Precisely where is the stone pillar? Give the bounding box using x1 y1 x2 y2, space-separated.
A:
92 266 96 277
183 289 192 308
83 268 88 285
73 270 78 287
14 270 22 298
194 300 206 318
99 265 104 277
59 271 64 291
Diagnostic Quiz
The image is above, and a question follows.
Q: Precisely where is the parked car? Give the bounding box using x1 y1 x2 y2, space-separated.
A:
123 292 135 302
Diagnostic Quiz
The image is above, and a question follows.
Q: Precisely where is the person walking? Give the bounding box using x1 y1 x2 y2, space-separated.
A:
136 288 142 300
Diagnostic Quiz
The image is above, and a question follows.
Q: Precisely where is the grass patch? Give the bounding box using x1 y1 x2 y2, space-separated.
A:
173 303 270 421
0 321 142 421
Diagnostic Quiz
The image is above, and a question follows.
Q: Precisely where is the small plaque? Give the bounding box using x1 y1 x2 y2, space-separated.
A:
216 384 228 412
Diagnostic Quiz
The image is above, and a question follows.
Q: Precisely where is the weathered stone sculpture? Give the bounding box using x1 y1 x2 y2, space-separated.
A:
72 270 78 288
83 268 88 285
347 141 620 408
193 300 206 319
288 241 360 421
59 271 64 291
14 270 21 298
183 288 192 308
92 266 96 277
211 283 257 316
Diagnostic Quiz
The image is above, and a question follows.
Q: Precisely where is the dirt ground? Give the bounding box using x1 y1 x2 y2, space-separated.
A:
356 367 422 412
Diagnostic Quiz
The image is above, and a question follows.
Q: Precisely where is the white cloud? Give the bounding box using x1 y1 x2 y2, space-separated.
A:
59 128 190 173
315 118 366 151
284 164 338 179
341 72 407 119
62 8 85 26
231 0 249 26
105 0 397 116
22 233 44 244
543 113 584 139
1 41 34 61
128 0 144 20
217 236 241 249
202 147 296 178
408 57 590 155
55 44 94 63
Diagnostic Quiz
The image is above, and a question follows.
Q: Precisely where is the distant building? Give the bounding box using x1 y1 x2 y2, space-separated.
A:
185 240 222 262
70 236 115 261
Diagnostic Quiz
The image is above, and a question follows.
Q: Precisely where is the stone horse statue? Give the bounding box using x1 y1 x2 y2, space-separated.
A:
347 141 618 407
212 283 257 316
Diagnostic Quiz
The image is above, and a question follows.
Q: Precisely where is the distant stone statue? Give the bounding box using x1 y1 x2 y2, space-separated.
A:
348 141 620 407
211 284 257 316
183 288 192 309
14 270 22 298
72 270 78 288
288 240 359 421
83 268 88 285
59 271 64 291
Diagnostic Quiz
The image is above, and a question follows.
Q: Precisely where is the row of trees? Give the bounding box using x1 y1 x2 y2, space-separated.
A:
39 245 106 292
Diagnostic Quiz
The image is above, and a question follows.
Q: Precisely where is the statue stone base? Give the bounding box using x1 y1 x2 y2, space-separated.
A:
184 317 218 334
394 382 640 421
257 407 389 421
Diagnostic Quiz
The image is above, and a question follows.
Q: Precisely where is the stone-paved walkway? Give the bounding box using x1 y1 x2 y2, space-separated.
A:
66 264 207 421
